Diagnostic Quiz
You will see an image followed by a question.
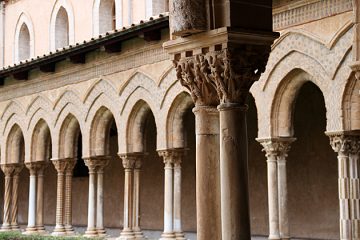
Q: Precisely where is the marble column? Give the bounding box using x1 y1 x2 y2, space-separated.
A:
173 150 186 240
24 162 38 235
96 158 109 237
84 159 98 237
118 154 135 240
1 164 14 231
132 153 145 239
192 106 221 240
64 159 76 235
11 164 23 230
52 160 67 236
36 162 47 233
329 132 360 240
158 150 176 240
258 138 295 240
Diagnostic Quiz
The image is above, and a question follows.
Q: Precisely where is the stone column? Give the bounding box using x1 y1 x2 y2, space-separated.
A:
11 164 23 230
24 162 38 235
174 53 222 240
258 138 295 240
158 150 176 240
84 159 98 237
96 157 110 237
52 160 67 236
118 154 135 240
64 159 76 234
329 133 360 240
1 165 14 231
36 162 47 233
132 153 145 239
173 150 186 240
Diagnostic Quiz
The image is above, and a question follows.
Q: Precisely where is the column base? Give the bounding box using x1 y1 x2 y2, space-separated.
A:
133 227 146 239
160 232 176 240
52 225 66 236
11 224 20 231
36 226 46 234
175 232 186 240
23 226 38 235
84 228 98 238
268 236 281 240
65 225 75 235
117 230 135 240
97 228 107 237
0 224 12 231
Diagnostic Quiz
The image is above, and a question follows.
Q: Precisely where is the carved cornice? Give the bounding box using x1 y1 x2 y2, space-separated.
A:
257 138 296 159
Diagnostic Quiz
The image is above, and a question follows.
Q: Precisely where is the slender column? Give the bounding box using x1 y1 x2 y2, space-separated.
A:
132 154 145 239
1 165 14 231
24 162 38 235
192 106 221 240
96 158 110 237
64 159 76 234
173 150 186 240
84 159 98 237
258 138 295 240
158 150 176 240
11 164 23 230
36 162 47 233
118 154 135 240
329 133 360 240
52 160 67 236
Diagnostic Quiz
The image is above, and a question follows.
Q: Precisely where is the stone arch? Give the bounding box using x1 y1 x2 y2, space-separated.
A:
342 73 360 131
14 12 35 63
1 101 26 136
126 100 153 153
165 92 194 149
83 79 119 109
54 90 85 125
88 106 117 156
50 0 75 51
5 124 25 164
271 69 327 137
26 95 53 130
58 114 81 159
93 0 122 36
29 119 52 162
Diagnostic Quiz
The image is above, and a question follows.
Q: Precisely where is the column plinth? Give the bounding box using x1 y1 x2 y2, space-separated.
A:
118 154 135 240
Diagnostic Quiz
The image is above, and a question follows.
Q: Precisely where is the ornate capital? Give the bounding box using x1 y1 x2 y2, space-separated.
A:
25 161 46 175
174 46 271 105
65 159 77 173
1 164 15 176
52 159 67 173
257 138 296 160
328 132 360 155
13 164 23 176
84 156 110 172
158 148 185 166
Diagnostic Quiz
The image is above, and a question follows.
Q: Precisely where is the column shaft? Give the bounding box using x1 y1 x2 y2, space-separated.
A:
219 104 250 240
193 106 221 240
133 158 145 239
118 156 135 240
2 169 12 230
97 169 106 236
162 159 174 239
278 158 289 240
64 160 76 234
11 166 22 230
267 157 280 240
173 159 185 240
25 164 37 234
52 160 67 236
84 160 97 237
350 151 360 239
36 166 45 233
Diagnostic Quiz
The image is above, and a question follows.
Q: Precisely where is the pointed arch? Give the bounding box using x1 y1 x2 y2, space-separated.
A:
5 124 25 164
58 114 81 159
30 119 52 162
50 0 75 51
14 13 35 63
93 0 122 36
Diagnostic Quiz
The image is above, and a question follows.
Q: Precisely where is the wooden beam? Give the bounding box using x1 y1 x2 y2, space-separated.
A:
104 42 122 53
143 29 161 41
69 53 86 64
13 71 28 81
39 63 56 73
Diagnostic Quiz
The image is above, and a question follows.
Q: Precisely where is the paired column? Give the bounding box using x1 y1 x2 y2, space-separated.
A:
328 132 360 240
52 159 67 236
64 160 76 234
84 157 110 238
258 138 295 240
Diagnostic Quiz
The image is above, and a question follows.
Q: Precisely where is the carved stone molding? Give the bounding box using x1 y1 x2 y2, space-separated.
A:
257 138 296 159
174 46 271 105
327 132 360 154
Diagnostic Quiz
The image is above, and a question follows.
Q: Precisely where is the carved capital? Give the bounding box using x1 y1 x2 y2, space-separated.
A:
13 164 23 176
52 159 67 173
328 132 360 155
1 164 15 176
65 159 77 173
25 161 46 175
119 155 135 170
84 156 110 172
257 138 296 160
158 148 185 166
174 46 271 105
